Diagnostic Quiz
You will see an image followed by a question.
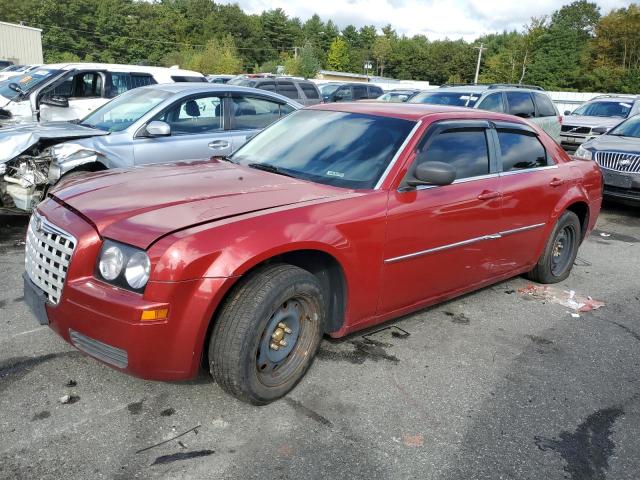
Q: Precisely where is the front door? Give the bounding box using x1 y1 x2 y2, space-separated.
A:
133 93 230 165
40 71 107 122
381 121 503 313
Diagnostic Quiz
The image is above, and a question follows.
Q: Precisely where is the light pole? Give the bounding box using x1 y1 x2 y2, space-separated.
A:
364 60 372 80
473 43 486 84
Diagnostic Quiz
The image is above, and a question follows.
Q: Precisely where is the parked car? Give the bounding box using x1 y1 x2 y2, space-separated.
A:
0 84 300 212
206 74 234 84
0 64 40 82
377 89 420 102
574 113 640 205
560 95 640 151
23 103 602 404
227 76 321 106
410 84 562 143
0 60 13 70
320 82 384 102
0 63 206 125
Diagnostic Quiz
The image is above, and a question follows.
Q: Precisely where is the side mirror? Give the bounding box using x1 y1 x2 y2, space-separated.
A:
564 110 572 116
145 120 171 137
407 161 456 187
41 95 69 108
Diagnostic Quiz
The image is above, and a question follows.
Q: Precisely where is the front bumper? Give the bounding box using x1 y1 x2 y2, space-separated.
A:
601 168 640 205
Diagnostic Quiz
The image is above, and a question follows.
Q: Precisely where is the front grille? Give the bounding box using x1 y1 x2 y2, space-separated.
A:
595 151 640 174
24 213 76 304
561 125 591 134
70 329 128 368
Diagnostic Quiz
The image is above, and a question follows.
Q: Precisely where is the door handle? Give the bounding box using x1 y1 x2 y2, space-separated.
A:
549 178 565 187
208 140 230 150
477 190 501 200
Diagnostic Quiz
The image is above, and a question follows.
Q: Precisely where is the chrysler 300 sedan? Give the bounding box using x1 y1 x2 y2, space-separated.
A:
23 103 602 404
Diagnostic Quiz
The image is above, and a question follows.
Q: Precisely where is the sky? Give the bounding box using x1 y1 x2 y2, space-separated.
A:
218 0 633 40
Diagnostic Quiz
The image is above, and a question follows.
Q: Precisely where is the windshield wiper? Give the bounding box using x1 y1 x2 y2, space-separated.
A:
247 162 296 178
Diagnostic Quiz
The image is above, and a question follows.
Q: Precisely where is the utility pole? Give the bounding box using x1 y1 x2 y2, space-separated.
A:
473 43 486 84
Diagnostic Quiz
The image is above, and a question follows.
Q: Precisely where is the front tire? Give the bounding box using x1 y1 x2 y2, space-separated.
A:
525 211 581 284
209 264 325 404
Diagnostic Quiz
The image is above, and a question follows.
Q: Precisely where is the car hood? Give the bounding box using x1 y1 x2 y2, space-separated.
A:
50 160 347 249
0 122 108 163
585 134 640 153
562 115 624 129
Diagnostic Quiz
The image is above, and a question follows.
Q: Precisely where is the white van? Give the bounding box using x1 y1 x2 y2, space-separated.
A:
0 63 206 125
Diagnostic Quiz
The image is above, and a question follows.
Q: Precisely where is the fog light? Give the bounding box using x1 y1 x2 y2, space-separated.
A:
140 308 169 321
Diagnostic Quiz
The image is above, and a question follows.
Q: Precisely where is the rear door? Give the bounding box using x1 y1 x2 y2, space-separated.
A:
133 92 229 165
505 91 536 120
276 81 302 103
381 120 503 312
353 84 368 101
493 122 566 270
532 92 561 142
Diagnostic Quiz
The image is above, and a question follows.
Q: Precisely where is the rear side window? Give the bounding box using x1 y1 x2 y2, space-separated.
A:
506 92 535 118
353 85 367 100
277 81 300 99
299 82 319 99
109 73 156 98
171 76 207 82
497 130 547 171
420 129 489 179
532 92 557 117
477 93 504 112
257 81 276 92
368 86 383 98
231 96 282 130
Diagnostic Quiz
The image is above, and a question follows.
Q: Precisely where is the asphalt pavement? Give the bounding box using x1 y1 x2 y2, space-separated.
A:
0 201 639 480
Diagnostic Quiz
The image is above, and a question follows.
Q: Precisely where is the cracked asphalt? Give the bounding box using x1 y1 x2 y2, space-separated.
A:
1 201 639 480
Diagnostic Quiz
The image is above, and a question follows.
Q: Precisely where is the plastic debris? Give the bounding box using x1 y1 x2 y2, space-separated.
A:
518 284 605 313
402 434 424 447
600 232 611 237
59 394 80 404
65 380 77 387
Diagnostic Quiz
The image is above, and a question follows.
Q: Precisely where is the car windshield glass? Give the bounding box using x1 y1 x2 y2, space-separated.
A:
572 101 632 118
0 68 62 99
609 115 640 138
320 84 340 95
232 110 415 189
227 77 256 87
79 88 172 132
409 91 479 107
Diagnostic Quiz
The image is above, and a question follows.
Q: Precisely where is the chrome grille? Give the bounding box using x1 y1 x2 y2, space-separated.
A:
561 125 591 134
24 213 76 305
595 151 640 174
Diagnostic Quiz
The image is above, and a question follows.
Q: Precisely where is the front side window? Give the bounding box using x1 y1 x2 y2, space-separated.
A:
73 72 102 98
231 96 282 130
506 92 535 118
409 91 479 107
418 129 489 179
334 86 352 101
572 101 631 118
532 92 557 117
80 88 173 132
155 94 222 134
497 130 547 171
478 93 504 112
257 81 276 92
232 110 415 189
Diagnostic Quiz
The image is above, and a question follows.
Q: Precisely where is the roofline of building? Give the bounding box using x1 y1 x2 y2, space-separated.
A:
0 21 42 32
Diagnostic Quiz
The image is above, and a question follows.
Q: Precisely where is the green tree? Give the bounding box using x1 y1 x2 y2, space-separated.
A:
373 35 392 76
299 42 320 79
327 37 349 71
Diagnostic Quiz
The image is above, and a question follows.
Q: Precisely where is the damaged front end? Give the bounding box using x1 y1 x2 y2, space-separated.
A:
0 146 61 212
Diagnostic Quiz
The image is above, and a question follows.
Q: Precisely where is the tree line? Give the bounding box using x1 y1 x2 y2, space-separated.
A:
1 0 639 92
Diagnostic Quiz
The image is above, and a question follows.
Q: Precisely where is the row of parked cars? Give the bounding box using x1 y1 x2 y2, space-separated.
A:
9 61 603 405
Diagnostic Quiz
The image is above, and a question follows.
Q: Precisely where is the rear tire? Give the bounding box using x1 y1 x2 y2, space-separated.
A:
209 264 325 405
525 211 581 284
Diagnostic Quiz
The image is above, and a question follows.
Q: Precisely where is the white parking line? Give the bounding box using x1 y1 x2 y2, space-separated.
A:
4 327 47 340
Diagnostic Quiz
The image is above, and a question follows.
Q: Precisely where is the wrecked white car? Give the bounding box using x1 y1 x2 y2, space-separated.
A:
0 83 301 212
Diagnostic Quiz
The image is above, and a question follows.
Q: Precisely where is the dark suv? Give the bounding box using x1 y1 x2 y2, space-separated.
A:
227 76 321 106
320 83 384 103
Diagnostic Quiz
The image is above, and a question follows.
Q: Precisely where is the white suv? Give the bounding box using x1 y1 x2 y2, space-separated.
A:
0 63 205 125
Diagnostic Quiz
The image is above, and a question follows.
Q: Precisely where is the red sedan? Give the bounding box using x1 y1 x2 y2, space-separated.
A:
23 103 602 404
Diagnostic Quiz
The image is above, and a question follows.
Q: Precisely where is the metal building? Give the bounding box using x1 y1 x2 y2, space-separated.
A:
0 21 43 64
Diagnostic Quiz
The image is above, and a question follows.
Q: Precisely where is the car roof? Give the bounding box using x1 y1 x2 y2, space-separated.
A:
435 85 545 94
134 83 301 105
308 102 531 123
39 63 203 77
587 96 640 103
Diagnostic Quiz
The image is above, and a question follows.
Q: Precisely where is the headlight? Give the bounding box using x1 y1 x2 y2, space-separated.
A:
591 126 609 135
574 145 593 160
96 240 151 292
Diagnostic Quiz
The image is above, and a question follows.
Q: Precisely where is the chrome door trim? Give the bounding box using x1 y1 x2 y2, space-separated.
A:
384 222 545 264
374 120 422 190
499 165 558 177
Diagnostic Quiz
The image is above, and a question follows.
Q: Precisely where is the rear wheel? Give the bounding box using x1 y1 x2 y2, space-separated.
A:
525 211 581 283
208 264 324 404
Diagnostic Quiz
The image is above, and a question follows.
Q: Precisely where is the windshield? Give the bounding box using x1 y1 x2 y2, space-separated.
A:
227 77 257 87
232 110 415 189
320 84 340 96
0 68 62 99
410 91 479 107
80 88 173 132
572 101 632 118
608 114 640 138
